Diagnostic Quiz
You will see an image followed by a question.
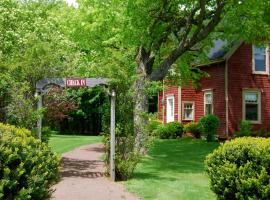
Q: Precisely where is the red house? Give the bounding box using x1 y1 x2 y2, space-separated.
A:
158 41 270 139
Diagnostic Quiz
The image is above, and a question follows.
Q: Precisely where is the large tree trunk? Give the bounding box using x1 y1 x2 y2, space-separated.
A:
133 73 148 152
133 47 152 152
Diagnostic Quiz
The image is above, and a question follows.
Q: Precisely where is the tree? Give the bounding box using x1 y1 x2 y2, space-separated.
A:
59 0 270 149
0 0 80 128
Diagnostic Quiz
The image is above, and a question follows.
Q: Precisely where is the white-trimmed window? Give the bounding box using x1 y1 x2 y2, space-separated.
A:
252 45 269 74
166 96 174 122
204 90 213 115
243 90 261 123
182 102 194 120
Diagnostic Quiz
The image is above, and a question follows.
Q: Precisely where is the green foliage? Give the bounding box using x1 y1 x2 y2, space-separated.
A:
183 122 202 139
41 126 52 143
146 119 162 135
0 123 59 199
6 83 41 129
115 136 141 181
103 133 141 181
199 115 220 142
235 120 252 137
205 137 270 200
154 122 183 139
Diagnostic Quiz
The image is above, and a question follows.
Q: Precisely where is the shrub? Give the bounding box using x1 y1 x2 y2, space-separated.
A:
146 119 162 135
199 115 220 142
115 136 141 181
205 137 270 200
153 122 183 139
183 122 201 138
41 126 53 143
235 120 252 137
103 134 141 181
0 123 59 199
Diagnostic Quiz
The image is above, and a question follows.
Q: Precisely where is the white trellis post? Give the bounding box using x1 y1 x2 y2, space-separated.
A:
36 91 43 140
110 90 116 181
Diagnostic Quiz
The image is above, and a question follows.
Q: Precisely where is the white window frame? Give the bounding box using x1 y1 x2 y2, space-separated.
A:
182 101 195 121
166 95 175 123
252 45 269 75
204 90 213 116
242 89 261 124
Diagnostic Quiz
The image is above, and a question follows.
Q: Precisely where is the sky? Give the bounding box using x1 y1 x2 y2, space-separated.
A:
65 0 78 8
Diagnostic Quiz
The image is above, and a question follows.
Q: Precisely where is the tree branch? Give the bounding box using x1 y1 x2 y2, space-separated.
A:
149 0 226 81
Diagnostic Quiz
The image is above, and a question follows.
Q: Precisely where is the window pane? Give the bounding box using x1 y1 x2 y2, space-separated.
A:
205 93 213 104
245 92 258 103
205 104 212 115
245 104 258 121
184 103 193 109
184 109 193 119
254 46 266 72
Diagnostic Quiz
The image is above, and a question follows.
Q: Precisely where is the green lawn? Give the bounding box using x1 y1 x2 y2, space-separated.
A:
49 134 102 154
126 139 219 200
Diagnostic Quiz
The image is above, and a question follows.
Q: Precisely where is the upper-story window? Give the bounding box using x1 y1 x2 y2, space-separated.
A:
253 45 269 74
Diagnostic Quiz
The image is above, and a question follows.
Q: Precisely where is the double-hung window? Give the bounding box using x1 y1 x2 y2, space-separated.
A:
243 90 261 123
253 45 269 74
182 102 194 120
204 91 213 115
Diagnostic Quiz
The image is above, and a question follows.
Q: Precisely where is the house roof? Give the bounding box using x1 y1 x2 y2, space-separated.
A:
207 40 229 60
193 40 243 67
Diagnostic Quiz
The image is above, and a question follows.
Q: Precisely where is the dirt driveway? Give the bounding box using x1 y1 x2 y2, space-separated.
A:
52 143 138 200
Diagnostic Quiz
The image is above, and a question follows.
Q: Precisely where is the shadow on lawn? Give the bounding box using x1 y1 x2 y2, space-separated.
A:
132 139 219 180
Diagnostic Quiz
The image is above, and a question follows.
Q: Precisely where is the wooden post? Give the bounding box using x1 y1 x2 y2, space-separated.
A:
110 90 116 181
36 92 43 140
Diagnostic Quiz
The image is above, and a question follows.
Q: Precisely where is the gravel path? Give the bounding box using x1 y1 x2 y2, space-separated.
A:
52 143 138 200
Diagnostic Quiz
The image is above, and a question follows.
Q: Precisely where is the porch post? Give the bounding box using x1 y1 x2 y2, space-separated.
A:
110 90 116 181
36 92 43 140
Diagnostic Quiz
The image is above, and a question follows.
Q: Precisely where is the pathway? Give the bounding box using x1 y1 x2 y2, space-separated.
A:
52 143 138 200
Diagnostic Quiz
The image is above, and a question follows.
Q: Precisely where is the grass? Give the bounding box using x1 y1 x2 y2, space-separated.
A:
49 134 102 154
125 138 219 200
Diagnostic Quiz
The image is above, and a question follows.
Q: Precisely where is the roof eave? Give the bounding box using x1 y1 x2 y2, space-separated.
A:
192 59 225 68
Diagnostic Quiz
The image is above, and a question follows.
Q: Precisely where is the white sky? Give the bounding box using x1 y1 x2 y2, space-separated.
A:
65 0 79 8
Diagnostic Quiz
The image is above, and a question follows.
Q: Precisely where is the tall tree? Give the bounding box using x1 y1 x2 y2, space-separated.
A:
0 0 80 128
61 0 270 148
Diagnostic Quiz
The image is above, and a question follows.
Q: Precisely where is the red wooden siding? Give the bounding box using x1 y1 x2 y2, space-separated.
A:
228 43 270 134
181 63 226 137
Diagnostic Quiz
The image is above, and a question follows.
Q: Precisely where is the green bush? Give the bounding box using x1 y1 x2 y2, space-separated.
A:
115 136 141 181
183 122 201 138
0 123 59 199
205 137 270 200
41 126 53 143
103 134 141 181
154 122 183 139
199 115 220 142
146 119 162 135
235 120 252 137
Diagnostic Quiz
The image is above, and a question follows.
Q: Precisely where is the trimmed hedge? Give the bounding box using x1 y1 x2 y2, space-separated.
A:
199 115 220 142
205 137 270 200
0 123 59 199
154 122 183 139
